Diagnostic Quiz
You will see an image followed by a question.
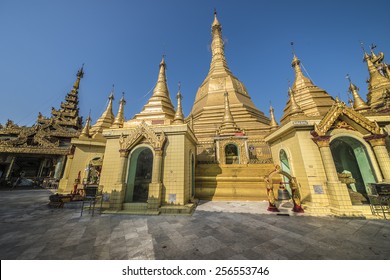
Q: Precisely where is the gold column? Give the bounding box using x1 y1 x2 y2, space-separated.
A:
365 135 390 182
54 156 66 180
151 149 163 183
58 155 73 193
62 155 73 180
37 158 46 178
110 150 128 210
116 150 128 184
312 136 339 182
5 156 16 180
148 149 163 210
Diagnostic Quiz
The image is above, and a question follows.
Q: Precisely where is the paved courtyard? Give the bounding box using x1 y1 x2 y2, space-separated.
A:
0 189 389 260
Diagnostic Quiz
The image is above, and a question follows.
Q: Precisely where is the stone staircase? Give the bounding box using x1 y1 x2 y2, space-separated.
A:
195 163 276 201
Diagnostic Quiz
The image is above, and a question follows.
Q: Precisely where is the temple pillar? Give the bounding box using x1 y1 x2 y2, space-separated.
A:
58 155 73 193
54 156 66 180
37 158 46 178
313 136 339 183
313 136 352 210
365 134 390 182
110 150 128 210
62 155 73 180
5 156 16 180
148 149 163 210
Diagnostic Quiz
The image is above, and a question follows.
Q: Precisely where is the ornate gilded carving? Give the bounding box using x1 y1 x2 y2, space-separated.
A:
0 121 77 155
216 137 249 164
334 120 354 131
37 66 84 130
364 134 387 147
314 98 382 136
120 121 166 153
364 47 390 110
312 135 331 148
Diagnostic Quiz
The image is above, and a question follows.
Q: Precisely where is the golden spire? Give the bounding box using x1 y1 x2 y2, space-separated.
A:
112 92 126 128
189 11 270 140
80 113 91 138
134 57 176 122
90 89 115 135
291 54 315 89
223 92 234 122
173 83 184 124
363 47 390 110
288 87 303 115
38 66 84 130
209 9 230 73
281 51 334 124
218 92 241 135
269 103 279 129
212 9 220 27
73 64 84 90
348 97 354 108
346 75 369 111
152 56 170 98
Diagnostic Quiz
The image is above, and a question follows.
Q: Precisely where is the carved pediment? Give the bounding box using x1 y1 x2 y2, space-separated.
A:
314 99 382 136
119 121 166 153
0 123 68 148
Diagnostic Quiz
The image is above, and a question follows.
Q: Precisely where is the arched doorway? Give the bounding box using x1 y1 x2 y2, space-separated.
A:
330 137 376 199
125 147 153 203
225 144 239 164
279 149 292 196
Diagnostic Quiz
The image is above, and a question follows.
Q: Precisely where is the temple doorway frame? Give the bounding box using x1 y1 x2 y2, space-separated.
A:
124 145 154 203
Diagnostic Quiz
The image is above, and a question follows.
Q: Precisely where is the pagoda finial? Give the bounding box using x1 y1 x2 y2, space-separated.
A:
212 8 220 27
77 64 84 78
223 92 234 123
269 102 279 129
109 84 115 100
89 90 115 135
291 42 296 56
73 64 84 90
346 74 369 111
173 82 185 124
209 9 230 74
218 91 241 135
80 112 91 138
150 55 169 98
113 92 126 128
160 54 166 66
370 43 377 53
361 42 372 63
288 87 303 115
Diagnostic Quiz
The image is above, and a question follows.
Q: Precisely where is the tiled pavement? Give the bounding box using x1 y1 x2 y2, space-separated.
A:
0 189 389 260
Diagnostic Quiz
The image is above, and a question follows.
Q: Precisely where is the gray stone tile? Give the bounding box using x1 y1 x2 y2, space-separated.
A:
1 190 390 260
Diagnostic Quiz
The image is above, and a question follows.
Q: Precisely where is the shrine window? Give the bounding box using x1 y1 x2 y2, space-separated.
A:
225 144 239 164
86 157 102 185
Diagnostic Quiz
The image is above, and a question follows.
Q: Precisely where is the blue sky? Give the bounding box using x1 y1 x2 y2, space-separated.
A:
1 0 389 126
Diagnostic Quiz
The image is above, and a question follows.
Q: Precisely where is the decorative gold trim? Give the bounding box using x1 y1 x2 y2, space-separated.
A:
312 135 331 148
119 121 166 154
364 134 387 147
314 98 381 136
216 137 249 164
